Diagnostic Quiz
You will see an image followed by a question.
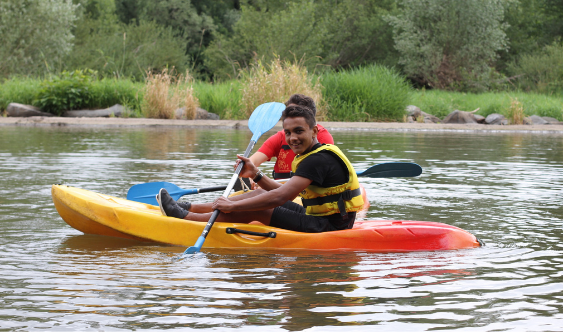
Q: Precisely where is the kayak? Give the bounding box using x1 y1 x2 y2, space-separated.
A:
51 185 481 251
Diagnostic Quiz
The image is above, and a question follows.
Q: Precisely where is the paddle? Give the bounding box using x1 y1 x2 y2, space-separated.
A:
127 182 227 205
127 162 423 205
356 162 422 178
183 102 286 255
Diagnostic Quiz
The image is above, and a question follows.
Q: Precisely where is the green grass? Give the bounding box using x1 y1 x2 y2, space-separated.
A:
321 65 412 121
90 78 144 115
193 80 243 119
0 77 42 111
410 89 563 120
3 73 562 122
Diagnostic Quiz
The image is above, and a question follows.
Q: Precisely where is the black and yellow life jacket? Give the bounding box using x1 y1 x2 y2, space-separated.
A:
291 144 364 217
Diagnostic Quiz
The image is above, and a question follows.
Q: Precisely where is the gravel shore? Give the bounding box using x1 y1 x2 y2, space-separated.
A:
2 116 563 133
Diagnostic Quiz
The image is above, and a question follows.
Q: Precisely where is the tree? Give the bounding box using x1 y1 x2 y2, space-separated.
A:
0 0 78 78
543 0 563 41
204 0 398 81
142 0 216 76
387 0 509 90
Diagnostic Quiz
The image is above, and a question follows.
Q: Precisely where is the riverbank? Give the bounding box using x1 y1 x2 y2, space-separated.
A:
2 116 563 133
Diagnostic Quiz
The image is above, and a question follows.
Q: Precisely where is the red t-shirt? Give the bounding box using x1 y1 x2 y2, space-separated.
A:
257 124 334 176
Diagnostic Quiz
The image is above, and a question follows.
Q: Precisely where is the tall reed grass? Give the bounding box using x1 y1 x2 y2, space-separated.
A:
141 69 199 119
239 58 325 120
321 65 412 121
507 98 524 124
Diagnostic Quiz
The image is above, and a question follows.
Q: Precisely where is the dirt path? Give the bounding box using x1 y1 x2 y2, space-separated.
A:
2 116 563 133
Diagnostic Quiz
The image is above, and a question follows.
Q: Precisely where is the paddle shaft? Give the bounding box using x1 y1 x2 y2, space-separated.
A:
186 140 256 253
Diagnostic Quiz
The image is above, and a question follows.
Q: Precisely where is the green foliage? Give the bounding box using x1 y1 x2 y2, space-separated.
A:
0 0 78 78
111 0 240 79
543 0 563 42
410 89 563 120
387 0 509 91
143 0 216 75
498 0 546 72
32 70 143 115
204 0 398 81
66 18 189 80
321 65 412 121
114 0 145 24
508 42 563 94
193 80 243 119
34 70 97 115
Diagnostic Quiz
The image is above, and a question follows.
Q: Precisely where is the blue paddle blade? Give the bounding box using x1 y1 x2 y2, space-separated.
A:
184 236 206 255
357 162 422 178
248 102 285 141
127 182 196 205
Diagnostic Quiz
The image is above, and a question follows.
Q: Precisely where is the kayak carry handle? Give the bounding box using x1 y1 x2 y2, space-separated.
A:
226 228 277 238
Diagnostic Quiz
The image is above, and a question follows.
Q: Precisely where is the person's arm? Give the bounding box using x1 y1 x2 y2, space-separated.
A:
249 151 269 167
254 131 283 166
232 154 281 191
213 175 311 212
214 154 311 212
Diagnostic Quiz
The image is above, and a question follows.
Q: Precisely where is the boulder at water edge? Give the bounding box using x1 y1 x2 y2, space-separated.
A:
175 107 219 120
529 115 549 125
443 110 480 124
485 113 508 125
541 116 560 124
405 105 441 123
63 104 124 117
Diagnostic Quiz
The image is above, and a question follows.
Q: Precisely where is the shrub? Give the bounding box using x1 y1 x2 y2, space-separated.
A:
33 70 96 115
508 42 563 94
239 58 325 120
321 65 412 121
1 75 143 114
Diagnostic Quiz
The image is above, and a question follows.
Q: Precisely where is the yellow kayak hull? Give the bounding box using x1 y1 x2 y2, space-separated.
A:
52 185 481 251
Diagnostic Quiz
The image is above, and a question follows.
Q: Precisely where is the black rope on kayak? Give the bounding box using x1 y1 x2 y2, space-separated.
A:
226 227 276 238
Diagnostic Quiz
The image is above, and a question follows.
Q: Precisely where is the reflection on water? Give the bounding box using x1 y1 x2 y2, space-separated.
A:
0 126 562 331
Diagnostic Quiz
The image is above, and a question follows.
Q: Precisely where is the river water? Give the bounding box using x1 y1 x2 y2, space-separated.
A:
1 125 562 331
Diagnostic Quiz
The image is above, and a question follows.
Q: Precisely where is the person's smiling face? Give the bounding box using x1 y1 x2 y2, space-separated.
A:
283 116 318 155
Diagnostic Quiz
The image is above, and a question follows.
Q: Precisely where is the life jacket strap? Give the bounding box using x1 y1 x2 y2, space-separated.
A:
301 188 362 219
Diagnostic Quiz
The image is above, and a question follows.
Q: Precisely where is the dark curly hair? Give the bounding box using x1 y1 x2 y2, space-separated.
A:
285 94 316 116
281 105 316 129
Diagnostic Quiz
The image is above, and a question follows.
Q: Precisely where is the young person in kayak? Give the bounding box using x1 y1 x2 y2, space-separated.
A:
157 105 364 233
249 94 334 180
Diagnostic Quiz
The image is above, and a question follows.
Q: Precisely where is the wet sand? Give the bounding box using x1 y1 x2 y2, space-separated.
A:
1 116 563 133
